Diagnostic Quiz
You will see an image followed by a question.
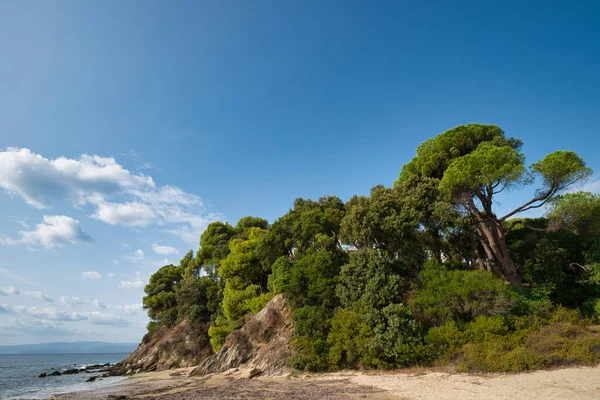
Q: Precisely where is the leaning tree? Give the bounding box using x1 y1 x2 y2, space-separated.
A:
397 124 591 286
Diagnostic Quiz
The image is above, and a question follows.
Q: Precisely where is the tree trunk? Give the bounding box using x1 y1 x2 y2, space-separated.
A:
469 207 522 286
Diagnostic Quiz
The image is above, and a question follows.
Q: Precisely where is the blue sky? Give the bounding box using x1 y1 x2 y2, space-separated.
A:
0 1 599 345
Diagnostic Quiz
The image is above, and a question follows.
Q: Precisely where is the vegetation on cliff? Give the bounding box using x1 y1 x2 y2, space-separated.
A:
141 124 600 372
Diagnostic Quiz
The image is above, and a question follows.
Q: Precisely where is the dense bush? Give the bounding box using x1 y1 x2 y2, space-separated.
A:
410 261 517 326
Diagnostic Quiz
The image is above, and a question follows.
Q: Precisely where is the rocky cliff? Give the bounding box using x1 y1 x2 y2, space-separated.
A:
190 294 293 377
111 319 213 375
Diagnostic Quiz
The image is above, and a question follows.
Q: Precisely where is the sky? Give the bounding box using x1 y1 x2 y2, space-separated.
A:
0 0 599 345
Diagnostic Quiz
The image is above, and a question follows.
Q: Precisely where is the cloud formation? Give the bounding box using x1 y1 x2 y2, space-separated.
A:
0 215 92 248
59 296 85 307
0 304 86 321
88 311 129 326
0 268 35 285
0 319 77 337
118 280 145 289
118 303 142 315
82 271 102 280
152 243 178 255
92 299 107 309
0 148 154 208
0 286 54 303
0 286 20 296
1 305 130 327
0 148 221 242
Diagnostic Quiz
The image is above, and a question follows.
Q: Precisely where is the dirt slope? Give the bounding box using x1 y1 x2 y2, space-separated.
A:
190 294 293 377
111 319 213 375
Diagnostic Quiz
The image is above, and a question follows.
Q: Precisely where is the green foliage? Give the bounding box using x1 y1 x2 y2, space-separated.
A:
192 221 236 278
278 196 345 255
361 304 425 368
207 315 239 352
425 308 600 372
176 277 214 323
268 256 293 294
284 250 345 309
327 308 372 369
288 305 332 371
531 151 592 197
439 142 527 200
143 264 183 327
340 185 425 262
235 216 269 233
337 249 404 309
410 261 517 326
220 227 267 286
548 192 600 236
399 124 520 181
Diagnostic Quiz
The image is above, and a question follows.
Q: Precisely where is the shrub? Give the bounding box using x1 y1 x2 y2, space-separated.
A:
327 308 372 369
410 262 517 326
434 308 600 372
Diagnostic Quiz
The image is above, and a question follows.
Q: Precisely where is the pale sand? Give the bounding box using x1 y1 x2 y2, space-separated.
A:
334 366 600 400
54 365 600 399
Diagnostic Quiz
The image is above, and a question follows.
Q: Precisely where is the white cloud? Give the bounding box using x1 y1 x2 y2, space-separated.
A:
0 286 20 296
0 147 154 208
0 215 92 248
88 311 129 326
0 148 221 243
111 259 120 265
107 272 115 278
152 243 178 255
0 319 77 337
1 305 128 327
123 249 145 263
89 197 155 227
26 291 55 303
82 271 101 280
0 304 87 321
92 299 107 309
0 268 35 285
118 280 145 289
59 296 84 307
0 286 54 303
117 303 142 315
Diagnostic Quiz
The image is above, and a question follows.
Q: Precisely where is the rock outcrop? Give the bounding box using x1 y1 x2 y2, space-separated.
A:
111 319 213 375
190 294 293 377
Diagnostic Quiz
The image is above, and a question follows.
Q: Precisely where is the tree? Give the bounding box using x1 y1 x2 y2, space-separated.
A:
143 264 183 327
190 221 236 278
547 192 600 236
278 196 345 255
398 124 591 286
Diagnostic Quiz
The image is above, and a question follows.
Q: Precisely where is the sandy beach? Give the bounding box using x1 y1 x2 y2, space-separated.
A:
51 365 600 400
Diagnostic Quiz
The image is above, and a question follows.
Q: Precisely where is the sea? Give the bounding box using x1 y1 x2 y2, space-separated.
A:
0 353 129 399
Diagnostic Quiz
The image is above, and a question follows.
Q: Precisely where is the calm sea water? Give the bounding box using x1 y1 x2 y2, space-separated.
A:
0 353 128 399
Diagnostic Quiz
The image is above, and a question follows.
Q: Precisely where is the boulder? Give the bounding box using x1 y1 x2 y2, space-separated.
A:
49 371 61 377
38 372 47 378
